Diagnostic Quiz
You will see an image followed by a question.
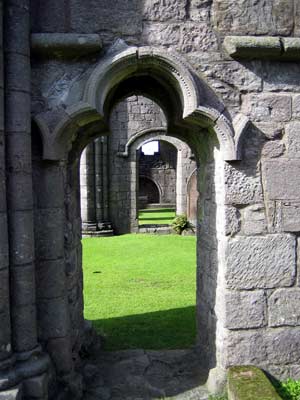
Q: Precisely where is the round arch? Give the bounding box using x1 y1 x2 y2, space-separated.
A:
34 45 249 162
31 45 250 390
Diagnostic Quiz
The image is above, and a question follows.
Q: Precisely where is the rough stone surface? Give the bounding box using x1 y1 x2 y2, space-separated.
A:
2 1 300 398
82 349 209 400
226 234 296 289
224 290 266 329
263 160 300 201
242 204 267 235
212 0 294 35
242 94 292 123
269 289 300 327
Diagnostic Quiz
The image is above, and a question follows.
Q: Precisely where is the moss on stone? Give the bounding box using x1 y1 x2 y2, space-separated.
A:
228 366 282 400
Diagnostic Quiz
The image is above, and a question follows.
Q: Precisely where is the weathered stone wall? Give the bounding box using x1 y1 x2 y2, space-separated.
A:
139 141 177 206
1 0 299 398
107 95 166 233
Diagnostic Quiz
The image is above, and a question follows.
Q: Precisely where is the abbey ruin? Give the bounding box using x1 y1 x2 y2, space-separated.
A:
1 0 300 398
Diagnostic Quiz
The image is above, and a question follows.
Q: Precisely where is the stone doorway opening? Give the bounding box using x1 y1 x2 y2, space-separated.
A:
33 46 240 398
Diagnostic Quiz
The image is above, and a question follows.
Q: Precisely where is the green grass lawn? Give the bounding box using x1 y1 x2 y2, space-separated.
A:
138 208 176 225
83 234 196 350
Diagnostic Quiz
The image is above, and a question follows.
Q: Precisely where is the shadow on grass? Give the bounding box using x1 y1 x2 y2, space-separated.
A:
91 305 196 351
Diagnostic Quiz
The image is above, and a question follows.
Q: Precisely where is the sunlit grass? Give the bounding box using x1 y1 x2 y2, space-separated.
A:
83 234 196 350
138 208 176 225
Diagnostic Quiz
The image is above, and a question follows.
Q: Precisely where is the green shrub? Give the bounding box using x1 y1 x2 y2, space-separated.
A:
171 214 194 235
275 378 300 400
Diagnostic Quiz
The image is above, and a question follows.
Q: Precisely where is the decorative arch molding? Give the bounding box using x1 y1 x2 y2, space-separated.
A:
117 127 187 157
33 46 249 162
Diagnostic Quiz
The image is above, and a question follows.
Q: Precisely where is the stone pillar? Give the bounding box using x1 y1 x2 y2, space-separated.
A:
0 0 14 373
176 148 186 215
5 0 39 359
80 142 97 231
80 138 113 236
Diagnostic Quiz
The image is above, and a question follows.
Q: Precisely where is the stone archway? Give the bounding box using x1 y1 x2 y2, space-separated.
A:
139 176 161 206
32 45 249 395
119 127 196 220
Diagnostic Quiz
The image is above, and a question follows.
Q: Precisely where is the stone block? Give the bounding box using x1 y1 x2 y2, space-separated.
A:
281 202 300 232
261 141 285 158
199 61 262 93
23 373 48 399
38 297 70 340
242 94 292 123
10 264 36 307
286 121 300 158
31 0 68 32
47 337 73 374
224 163 263 205
34 208 64 260
224 290 266 329
255 122 283 140
225 327 300 367
223 36 282 60
7 172 33 211
70 0 142 37
294 1 300 37
141 23 180 46
142 0 186 21
11 304 37 353
33 164 64 208
225 206 241 236
5 91 30 133
263 160 300 200
5 53 30 93
212 0 294 36
9 210 34 266
180 23 218 53
262 62 300 92
5 133 32 174
36 259 66 300
228 366 281 400
293 95 300 118
269 289 300 327
226 234 296 290
242 204 267 235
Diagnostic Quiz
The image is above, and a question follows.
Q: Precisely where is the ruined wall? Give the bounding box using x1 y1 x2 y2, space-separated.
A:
107 95 166 233
139 141 177 206
0 0 298 398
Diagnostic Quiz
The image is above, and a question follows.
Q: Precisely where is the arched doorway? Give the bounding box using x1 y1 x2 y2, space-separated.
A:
139 176 161 206
33 45 242 395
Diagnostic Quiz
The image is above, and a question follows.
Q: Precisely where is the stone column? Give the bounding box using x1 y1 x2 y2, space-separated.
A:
176 148 186 215
5 0 40 358
80 142 97 232
81 137 113 235
0 0 14 372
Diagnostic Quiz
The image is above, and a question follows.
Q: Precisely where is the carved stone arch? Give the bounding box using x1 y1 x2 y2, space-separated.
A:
35 46 249 162
81 46 246 161
117 126 187 158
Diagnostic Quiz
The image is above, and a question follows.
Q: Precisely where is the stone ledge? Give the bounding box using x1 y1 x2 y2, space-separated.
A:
224 36 300 61
31 33 102 58
228 366 281 400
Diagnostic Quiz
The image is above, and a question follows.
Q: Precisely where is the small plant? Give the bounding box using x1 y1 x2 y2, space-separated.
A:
171 214 194 235
208 393 228 400
275 378 300 400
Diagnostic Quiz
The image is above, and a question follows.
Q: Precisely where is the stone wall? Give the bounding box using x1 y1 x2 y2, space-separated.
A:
0 0 300 398
139 141 177 206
